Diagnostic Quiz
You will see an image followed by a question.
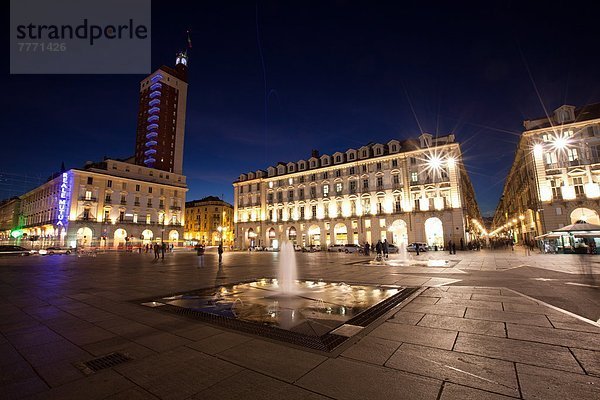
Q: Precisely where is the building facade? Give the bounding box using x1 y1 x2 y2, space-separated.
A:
0 197 21 243
134 51 188 174
233 133 483 250
492 104 600 241
18 159 187 249
183 196 234 246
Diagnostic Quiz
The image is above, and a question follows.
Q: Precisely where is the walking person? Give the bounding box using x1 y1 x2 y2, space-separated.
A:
218 243 224 263
364 242 370 256
161 242 166 259
196 245 205 267
448 240 453 255
153 243 160 259
375 240 383 261
452 241 457 255
416 243 420 256
383 239 389 259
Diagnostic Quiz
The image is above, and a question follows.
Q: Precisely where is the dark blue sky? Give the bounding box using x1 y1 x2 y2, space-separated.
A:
3 1 599 216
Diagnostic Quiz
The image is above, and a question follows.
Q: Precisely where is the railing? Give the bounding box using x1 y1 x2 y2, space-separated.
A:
170 206 181 211
134 202 141 206
79 196 97 202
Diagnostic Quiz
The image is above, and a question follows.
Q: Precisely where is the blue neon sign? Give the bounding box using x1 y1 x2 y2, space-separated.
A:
56 172 72 228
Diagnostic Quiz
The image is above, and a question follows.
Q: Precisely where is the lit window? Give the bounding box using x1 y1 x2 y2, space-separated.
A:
411 172 418 182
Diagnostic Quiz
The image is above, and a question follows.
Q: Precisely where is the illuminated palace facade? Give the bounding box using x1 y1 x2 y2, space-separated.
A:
492 104 600 241
183 196 234 246
18 159 187 248
233 133 483 250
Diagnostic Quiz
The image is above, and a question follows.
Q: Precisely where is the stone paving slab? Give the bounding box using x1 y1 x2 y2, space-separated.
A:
439 383 518 400
193 369 330 400
113 347 243 400
464 308 553 327
388 310 425 325
454 332 584 373
341 335 402 365
297 357 442 400
570 348 600 376
216 339 327 383
369 322 458 350
386 343 520 397
507 323 600 351
418 313 506 337
516 363 600 400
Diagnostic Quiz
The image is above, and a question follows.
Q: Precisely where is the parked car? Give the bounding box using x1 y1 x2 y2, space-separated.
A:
407 242 428 252
39 247 73 255
302 245 321 252
327 244 345 252
387 244 400 254
328 244 362 253
0 245 34 256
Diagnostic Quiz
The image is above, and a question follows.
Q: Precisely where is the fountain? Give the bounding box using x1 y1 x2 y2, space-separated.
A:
138 240 418 351
277 241 298 295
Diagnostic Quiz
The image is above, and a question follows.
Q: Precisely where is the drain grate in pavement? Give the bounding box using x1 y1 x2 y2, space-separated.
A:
80 352 132 373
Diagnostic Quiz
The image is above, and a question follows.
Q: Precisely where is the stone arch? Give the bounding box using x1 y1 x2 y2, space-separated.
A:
114 228 127 249
287 226 298 243
308 224 321 247
389 219 408 246
77 227 93 247
424 217 444 248
141 229 154 245
570 207 600 225
169 230 179 244
334 223 348 244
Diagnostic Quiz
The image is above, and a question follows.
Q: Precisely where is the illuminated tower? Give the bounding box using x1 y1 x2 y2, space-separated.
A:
134 51 188 174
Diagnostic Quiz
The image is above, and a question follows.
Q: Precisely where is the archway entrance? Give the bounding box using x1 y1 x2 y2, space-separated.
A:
570 208 600 225
77 227 93 247
247 228 257 248
308 225 321 247
389 219 408 246
268 228 278 249
288 226 297 244
114 228 127 249
334 223 348 244
424 217 444 248
169 230 179 246
141 229 153 245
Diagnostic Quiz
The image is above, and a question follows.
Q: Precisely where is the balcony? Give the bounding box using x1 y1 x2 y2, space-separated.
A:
120 200 127 205
79 196 97 202
105 199 112 204
170 206 181 211
147 203 153 208
134 202 141 207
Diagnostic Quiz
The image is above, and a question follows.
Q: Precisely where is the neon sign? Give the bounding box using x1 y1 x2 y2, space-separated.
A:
56 172 71 228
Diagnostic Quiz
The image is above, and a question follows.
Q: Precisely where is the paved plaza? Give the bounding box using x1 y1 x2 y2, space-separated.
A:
1 248 599 399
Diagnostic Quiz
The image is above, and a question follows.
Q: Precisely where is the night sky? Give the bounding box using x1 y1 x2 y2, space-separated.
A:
3 1 600 216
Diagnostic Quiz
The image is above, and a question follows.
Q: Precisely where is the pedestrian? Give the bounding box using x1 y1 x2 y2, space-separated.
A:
364 242 370 256
375 240 382 259
170 243 174 253
460 237 464 251
161 242 166 259
218 243 224 263
452 242 457 255
416 242 420 256
153 243 160 259
448 240 453 255
196 245 205 267
510 240 514 252
383 239 389 259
